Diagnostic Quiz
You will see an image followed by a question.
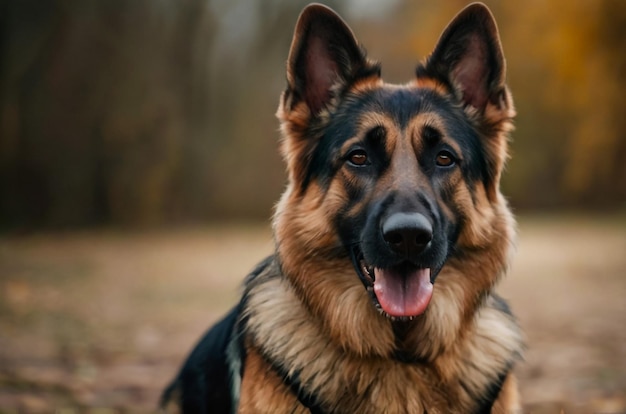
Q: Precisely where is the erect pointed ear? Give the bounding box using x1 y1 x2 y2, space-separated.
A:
285 3 379 115
419 3 508 112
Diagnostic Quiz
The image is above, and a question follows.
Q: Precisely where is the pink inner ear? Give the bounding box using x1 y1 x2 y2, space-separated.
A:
304 35 339 113
452 34 489 109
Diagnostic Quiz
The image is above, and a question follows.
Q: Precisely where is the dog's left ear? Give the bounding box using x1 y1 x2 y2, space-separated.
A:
419 3 510 114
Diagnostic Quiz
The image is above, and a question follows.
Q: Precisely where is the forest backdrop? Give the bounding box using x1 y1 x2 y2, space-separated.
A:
1 0 625 229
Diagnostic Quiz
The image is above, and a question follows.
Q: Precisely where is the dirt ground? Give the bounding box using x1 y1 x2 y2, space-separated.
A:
0 215 625 413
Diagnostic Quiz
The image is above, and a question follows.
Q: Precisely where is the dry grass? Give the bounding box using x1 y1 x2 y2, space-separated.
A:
0 216 625 413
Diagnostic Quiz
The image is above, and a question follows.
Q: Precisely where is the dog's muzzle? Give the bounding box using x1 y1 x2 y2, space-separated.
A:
351 212 436 320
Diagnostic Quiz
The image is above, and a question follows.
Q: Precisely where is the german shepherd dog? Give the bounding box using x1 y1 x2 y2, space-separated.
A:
162 3 523 413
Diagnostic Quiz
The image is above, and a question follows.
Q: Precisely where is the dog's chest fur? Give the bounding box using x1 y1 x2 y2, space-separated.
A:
238 261 522 414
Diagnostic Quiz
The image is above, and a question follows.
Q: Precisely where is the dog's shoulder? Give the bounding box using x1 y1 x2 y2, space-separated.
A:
160 255 276 414
160 305 241 413
463 294 524 412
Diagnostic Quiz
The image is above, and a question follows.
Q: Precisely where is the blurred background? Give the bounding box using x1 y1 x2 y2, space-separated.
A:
0 0 624 412
1 0 625 229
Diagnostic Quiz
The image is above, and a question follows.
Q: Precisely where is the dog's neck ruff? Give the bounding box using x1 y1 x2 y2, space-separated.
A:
238 256 523 413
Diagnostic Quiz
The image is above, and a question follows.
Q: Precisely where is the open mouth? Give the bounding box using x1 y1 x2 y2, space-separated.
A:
354 251 434 320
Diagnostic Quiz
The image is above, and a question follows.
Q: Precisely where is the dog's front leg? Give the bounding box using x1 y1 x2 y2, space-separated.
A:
490 373 522 414
238 346 308 414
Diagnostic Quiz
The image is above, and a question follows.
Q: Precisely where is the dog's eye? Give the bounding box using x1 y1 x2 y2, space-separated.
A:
435 151 455 167
347 149 369 166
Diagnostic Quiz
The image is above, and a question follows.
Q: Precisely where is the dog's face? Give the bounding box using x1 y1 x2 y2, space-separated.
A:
274 3 515 340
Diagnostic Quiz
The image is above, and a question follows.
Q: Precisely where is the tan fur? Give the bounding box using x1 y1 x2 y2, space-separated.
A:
492 374 523 413
241 262 523 413
413 77 450 96
238 346 307 414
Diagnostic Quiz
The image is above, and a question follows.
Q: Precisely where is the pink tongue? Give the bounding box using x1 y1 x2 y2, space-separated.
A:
373 267 433 317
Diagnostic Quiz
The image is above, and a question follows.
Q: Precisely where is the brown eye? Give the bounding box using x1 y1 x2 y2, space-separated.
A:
348 150 369 166
436 151 455 167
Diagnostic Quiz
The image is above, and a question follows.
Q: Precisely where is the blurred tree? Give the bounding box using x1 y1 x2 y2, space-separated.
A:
0 0 216 227
564 0 626 208
0 0 624 230
499 0 626 209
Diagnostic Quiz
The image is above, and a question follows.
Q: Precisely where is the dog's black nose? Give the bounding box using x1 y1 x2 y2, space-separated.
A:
382 212 433 257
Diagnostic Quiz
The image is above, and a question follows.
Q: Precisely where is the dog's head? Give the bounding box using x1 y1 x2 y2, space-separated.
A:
274 3 515 354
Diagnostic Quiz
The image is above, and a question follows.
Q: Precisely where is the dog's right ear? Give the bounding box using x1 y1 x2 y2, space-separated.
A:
284 4 379 115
